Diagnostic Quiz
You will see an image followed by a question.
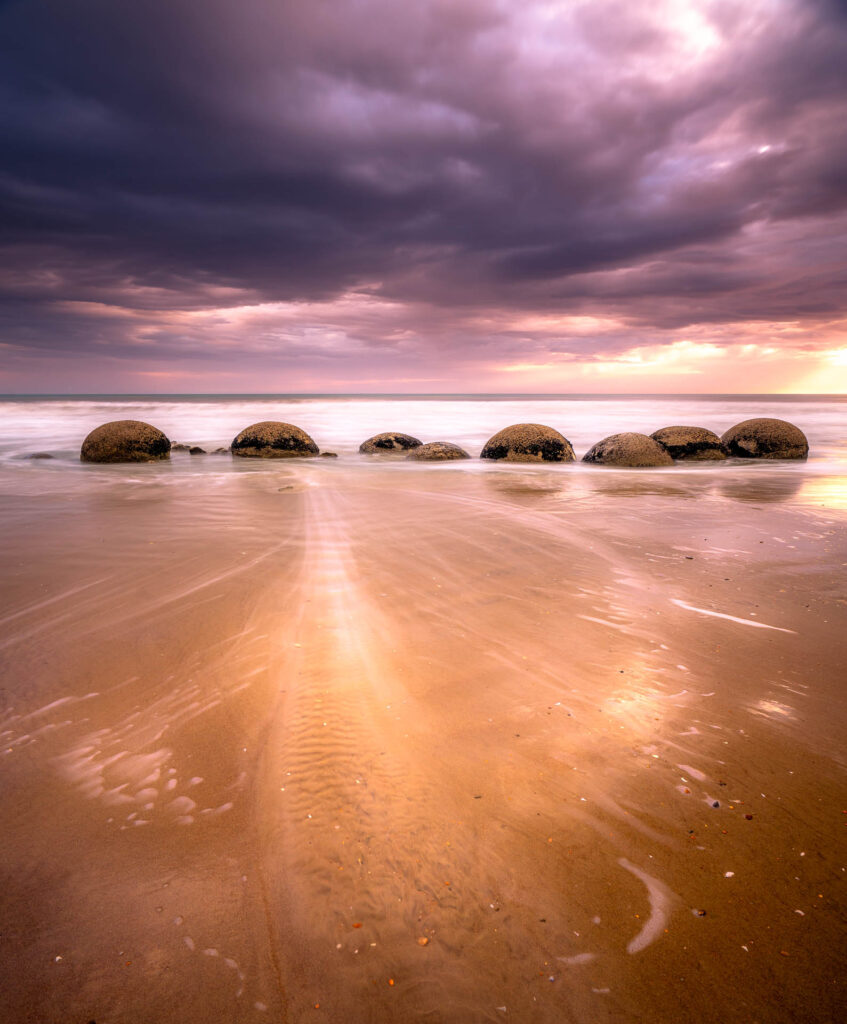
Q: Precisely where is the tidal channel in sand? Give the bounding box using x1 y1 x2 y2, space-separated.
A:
1 453 845 1023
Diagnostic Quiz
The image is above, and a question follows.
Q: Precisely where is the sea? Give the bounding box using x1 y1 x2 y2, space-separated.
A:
1 393 845 457
1 393 845 510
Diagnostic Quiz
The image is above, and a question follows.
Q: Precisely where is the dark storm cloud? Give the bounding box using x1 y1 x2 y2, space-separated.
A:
1 0 846 375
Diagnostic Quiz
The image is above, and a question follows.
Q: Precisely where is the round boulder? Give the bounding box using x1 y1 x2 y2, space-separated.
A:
721 418 808 460
406 442 471 461
231 421 319 458
80 420 170 463
582 432 674 467
359 432 422 453
650 426 728 461
480 423 575 462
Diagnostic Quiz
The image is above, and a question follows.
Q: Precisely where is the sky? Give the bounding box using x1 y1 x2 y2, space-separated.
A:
1 0 846 393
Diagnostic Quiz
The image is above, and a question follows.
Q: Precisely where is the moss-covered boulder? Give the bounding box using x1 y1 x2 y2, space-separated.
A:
406 442 471 461
480 423 575 462
582 432 674 467
80 420 171 463
721 418 808 460
650 426 728 461
231 421 319 458
359 432 422 453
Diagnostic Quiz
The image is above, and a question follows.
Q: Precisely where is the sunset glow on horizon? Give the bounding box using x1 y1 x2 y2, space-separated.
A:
1 0 846 393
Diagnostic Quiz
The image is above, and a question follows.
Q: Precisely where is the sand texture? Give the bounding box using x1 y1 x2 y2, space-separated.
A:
1 465 845 1023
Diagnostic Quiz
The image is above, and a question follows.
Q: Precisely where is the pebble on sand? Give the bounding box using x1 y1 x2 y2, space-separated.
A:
480 423 575 462
650 426 728 461
360 432 422 453
80 420 171 463
721 418 809 460
582 432 674 467
231 421 319 458
406 441 471 461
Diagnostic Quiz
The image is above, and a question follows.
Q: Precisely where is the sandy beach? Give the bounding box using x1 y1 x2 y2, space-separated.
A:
1 450 845 1023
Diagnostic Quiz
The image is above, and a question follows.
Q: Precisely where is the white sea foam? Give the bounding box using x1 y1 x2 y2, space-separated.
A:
670 599 796 633
618 858 676 954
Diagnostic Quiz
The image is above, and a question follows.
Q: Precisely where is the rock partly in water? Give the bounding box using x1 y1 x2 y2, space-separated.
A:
189 446 206 455
406 441 471 461
320 451 339 458
171 443 192 452
231 421 319 458
650 426 728 461
212 447 230 454
80 420 171 463
480 423 575 462
359 432 423 453
721 418 809 460
26 452 54 460
583 432 674 467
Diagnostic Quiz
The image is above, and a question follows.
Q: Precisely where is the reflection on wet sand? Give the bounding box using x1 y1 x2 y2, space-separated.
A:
1 467 845 1023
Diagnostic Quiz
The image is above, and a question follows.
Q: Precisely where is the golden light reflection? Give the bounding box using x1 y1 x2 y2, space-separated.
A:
799 476 847 511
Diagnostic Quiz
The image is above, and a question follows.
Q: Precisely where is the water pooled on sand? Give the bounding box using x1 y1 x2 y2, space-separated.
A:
1 395 846 1023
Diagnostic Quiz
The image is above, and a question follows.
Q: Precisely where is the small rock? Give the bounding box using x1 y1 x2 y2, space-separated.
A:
189 446 205 454
417 937 429 946
26 452 54 459
320 451 338 458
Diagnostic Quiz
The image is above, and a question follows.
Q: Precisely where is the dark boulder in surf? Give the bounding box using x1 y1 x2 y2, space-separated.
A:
721 418 808 460
406 441 471 461
650 426 727 461
583 432 674 467
359 432 422 453
480 423 575 462
80 420 171 463
231 421 319 458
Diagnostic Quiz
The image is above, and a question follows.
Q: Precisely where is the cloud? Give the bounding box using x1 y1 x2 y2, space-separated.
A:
0 0 845 388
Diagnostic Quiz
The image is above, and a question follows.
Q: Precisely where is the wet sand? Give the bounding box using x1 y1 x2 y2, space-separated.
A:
1 464 845 1023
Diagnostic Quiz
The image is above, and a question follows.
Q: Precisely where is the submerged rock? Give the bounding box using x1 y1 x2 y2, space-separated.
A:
651 426 727 461
406 441 471 461
171 443 192 452
583 432 674 467
80 420 171 463
231 421 319 458
359 432 422 453
721 418 809 460
212 447 230 454
26 452 54 460
320 451 339 458
480 423 575 462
